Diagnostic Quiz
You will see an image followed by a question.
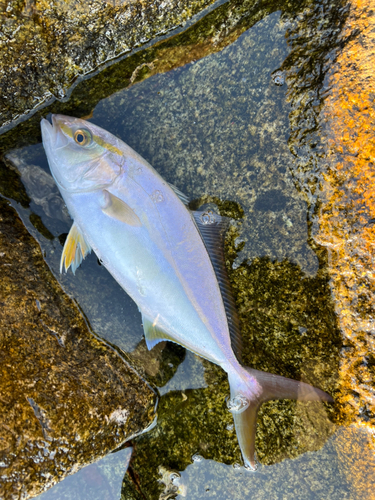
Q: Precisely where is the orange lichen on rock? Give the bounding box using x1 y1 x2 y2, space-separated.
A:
318 0 375 436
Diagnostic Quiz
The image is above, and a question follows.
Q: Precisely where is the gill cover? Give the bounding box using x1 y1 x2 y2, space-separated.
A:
40 114 123 193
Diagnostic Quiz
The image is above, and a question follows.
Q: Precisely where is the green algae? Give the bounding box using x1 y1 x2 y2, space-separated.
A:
0 158 30 207
123 339 186 389
29 212 54 240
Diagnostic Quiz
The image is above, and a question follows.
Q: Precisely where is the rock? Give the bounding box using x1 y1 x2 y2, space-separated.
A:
0 0 290 155
0 198 157 500
285 0 375 436
123 427 373 500
1 7 343 496
0 0 217 132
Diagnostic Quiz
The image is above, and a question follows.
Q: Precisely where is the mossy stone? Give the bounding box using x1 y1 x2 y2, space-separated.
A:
0 198 157 500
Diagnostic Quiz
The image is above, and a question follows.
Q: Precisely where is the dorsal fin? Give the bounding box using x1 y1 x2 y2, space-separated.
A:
192 210 242 361
168 182 190 206
60 222 92 274
142 314 176 350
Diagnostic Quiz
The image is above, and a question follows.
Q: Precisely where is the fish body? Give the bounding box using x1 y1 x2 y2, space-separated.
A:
41 115 333 469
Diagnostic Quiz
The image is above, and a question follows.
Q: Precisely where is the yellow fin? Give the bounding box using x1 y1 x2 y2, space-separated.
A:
101 190 141 227
60 222 92 274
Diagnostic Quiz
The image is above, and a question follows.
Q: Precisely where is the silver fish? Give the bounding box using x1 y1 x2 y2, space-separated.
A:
41 114 333 469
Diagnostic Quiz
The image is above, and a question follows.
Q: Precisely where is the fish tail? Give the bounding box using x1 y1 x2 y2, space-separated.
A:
227 367 333 470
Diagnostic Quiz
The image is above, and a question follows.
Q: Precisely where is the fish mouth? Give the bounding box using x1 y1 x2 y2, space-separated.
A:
40 116 55 144
40 114 70 150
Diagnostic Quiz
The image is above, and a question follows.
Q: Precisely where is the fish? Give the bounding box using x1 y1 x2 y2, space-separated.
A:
40 114 333 469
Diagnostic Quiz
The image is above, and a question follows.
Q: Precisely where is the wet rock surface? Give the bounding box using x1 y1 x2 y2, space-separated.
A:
0 0 289 157
0 0 217 131
317 0 375 435
0 198 156 500
1 6 345 497
37 447 133 500
123 427 373 500
283 0 375 439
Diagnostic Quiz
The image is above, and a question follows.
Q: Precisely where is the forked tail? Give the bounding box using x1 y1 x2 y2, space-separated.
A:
227 367 333 470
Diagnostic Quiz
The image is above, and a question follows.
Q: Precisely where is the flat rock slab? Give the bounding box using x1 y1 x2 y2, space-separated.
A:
0 198 156 500
0 0 215 131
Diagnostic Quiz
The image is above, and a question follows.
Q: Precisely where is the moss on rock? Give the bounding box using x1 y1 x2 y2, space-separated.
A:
0 198 156 500
0 0 218 131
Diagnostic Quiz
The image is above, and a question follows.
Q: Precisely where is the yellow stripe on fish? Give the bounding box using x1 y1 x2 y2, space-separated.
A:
60 122 123 157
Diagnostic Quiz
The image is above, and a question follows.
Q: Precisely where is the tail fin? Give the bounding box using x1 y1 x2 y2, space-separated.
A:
228 367 333 470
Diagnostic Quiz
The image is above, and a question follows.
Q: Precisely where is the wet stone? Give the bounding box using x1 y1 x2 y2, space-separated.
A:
0 0 372 497
0 198 156 499
0 0 217 132
253 189 288 212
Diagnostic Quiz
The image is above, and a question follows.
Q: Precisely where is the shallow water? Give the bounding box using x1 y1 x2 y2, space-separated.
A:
1 0 375 498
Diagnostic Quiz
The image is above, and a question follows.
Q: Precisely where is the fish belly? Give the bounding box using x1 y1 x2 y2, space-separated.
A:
64 181 233 367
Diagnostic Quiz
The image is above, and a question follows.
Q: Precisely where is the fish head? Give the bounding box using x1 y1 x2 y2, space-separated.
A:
41 114 123 193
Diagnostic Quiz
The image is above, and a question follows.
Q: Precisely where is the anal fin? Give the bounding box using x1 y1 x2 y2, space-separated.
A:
142 314 176 350
60 222 91 274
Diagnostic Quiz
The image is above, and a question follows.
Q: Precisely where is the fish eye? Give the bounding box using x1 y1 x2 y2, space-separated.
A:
74 129 92 147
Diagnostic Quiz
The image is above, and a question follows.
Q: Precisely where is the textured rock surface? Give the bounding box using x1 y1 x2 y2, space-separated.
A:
0 0 217 131
122 427 375 500
317 0 375 435
0 0 286 157
0 197 156 500
2 7 343 497
284 0 375 438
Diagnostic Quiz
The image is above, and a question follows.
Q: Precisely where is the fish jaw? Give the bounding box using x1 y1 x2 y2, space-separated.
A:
41 117 57 154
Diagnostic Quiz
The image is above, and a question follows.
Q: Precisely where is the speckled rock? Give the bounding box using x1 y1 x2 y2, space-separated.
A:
0 0 289 157
2 7 343 497
0 0 218 132
122 426 374 500
0 0 373 497
0 197 156 500
283 0 375 437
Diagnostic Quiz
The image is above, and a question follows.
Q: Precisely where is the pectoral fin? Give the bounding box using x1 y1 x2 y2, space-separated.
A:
60 222 92 274
142 314 176 350
101 190 141 227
